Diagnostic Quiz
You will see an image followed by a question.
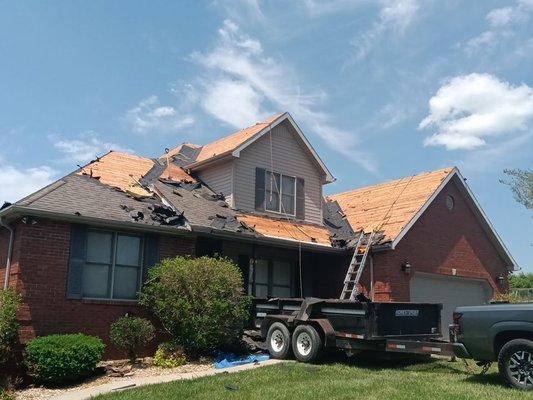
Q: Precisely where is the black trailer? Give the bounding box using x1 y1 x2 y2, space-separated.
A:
253 297 455 362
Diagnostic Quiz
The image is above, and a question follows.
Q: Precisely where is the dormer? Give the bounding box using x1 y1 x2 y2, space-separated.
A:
164 113 335 225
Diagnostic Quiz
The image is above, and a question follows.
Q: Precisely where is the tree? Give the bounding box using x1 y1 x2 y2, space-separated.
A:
500 169 533 210
509 273 533 289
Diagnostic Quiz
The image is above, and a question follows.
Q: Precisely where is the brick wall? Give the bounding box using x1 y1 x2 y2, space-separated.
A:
368 179 509 301
10 218 196 359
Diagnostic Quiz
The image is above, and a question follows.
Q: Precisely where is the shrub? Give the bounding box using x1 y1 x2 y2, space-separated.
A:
153 342 186 368
0 288 21 367
109 316 155 363
141 256 251 355
25 334 104 386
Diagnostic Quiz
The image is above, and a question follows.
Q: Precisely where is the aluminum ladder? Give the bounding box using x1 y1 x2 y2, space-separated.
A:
339 230 376 301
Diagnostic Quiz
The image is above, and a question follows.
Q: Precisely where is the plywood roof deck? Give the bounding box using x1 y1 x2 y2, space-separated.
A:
77 152 155 193
237 214 332 246
328 168 454 242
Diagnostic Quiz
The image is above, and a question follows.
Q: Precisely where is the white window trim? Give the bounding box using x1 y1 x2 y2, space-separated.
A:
264 170 297 217
83 229 144 301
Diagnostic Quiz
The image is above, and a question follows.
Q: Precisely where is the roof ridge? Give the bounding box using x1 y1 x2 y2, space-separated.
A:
328 167 455 199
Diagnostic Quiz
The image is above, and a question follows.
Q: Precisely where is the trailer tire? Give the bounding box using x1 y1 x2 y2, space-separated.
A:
267 322 292 359
498 338 533 390
292 324 323 363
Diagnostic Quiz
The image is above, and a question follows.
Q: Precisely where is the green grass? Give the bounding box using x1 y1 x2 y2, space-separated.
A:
94 356 533 400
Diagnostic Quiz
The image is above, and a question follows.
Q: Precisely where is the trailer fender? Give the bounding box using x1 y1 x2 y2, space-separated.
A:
305 319 336 348
260 315 293 339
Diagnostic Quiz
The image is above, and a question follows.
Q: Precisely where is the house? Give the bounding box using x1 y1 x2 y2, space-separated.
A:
0 112 516 356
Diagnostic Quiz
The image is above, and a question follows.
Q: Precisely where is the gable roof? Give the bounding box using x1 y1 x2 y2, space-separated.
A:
164 112 335 183
328 168 454 243
328 167 517 270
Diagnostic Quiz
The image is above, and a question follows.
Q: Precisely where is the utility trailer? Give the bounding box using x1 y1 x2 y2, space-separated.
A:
253 297 455 362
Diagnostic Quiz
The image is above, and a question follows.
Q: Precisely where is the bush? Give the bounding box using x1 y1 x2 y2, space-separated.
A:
153 342 186 368
141 256 251 355
0 288 21 367
25 334 104 386
109 316 155 363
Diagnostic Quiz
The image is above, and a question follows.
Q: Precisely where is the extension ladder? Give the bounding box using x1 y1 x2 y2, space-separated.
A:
339 230 377 301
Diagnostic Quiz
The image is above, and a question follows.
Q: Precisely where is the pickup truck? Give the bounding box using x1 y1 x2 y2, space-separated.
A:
452 303 533 390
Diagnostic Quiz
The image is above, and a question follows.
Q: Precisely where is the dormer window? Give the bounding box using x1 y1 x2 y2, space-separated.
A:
265 171 296 215
255 168 305 219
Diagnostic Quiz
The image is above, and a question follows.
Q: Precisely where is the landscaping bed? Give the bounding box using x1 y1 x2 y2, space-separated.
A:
14 358 213 400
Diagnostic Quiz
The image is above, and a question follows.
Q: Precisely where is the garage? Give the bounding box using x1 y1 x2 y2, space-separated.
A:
410 273 493 339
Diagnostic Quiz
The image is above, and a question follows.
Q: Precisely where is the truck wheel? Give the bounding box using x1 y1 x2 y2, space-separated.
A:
292 324 323 363
267 322 292 359
498 339 533 390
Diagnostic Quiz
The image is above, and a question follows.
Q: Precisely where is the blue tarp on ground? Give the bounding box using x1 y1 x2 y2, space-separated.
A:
213 352 270 369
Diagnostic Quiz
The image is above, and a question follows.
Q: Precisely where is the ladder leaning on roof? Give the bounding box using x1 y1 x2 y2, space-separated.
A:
339 230 377 301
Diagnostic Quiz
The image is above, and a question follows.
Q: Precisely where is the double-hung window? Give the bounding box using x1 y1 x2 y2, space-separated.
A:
265 171 296 216
82 230 143 300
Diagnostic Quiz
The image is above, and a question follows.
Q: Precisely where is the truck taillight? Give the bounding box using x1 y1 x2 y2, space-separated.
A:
452 312 463 335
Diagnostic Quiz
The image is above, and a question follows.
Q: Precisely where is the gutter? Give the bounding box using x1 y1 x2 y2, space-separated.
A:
0 217 14 290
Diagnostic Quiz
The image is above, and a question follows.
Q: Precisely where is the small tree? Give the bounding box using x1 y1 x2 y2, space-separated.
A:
500 168 533 210
109 316 155 363
141 256 250 355
0 289 21 369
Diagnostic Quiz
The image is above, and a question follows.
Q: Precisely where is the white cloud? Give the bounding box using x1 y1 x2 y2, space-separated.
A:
299 0 365 16
51 132 133 164
352 0 420 60
190 20 377 172
419 73 533 150
462 0 533 54
202 80 267 128
125 95 195 135
0 164 56 203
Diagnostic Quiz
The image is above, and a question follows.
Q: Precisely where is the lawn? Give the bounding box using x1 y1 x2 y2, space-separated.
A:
93 356 533 400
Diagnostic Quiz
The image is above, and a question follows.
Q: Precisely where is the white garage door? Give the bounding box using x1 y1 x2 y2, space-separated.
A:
410 273 492 339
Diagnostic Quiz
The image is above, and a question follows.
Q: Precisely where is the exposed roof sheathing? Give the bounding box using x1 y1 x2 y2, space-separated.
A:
77 152 155 196
193 113 283 164
159 163 197 183
237 214 332 246
328 168 454 243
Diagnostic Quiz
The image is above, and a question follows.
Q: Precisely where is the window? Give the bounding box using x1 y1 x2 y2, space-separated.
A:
264 170 296 216
82 230 143 300
445 195 455 210
248 259 293 298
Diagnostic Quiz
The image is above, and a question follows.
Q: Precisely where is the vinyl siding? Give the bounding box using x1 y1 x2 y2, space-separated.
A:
196 160 234 207
233 120 324 225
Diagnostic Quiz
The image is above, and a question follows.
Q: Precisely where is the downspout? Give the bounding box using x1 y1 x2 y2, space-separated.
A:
0 217 14 290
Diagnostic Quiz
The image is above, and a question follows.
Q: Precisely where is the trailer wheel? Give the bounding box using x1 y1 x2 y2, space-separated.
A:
498 339 533 390
292 324 323 363
267 322 292 359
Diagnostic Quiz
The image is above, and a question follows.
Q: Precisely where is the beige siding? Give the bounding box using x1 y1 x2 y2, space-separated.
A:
233 120 324 225
197 160 234 207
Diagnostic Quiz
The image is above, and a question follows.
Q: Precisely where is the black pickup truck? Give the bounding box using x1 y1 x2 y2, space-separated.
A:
452 303 533 390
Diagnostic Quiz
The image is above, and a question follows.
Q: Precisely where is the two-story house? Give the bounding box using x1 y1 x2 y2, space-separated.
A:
0 112 516 356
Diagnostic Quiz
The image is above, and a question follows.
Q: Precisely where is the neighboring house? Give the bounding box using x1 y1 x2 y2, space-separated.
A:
0 112 517 356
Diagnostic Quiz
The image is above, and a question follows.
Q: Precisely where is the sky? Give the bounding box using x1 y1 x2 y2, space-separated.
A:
0 0 531 270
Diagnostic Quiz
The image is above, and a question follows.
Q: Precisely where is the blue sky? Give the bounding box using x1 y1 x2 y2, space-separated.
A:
0 1 531 270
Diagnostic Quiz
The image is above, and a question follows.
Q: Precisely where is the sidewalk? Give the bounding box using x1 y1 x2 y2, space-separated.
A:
49 359 284 400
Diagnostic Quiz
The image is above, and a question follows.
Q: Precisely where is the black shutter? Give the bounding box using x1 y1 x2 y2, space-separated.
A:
296 178 305 220
66 225 87 299
237 255 250 293
255 168 266 211
142 233 159 283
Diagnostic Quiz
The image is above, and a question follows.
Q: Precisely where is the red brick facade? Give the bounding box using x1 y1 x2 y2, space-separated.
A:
368 179 508 301
4 218 196 358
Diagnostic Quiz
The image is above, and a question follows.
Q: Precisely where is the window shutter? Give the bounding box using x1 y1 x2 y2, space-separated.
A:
142 233 159 283
255 168 266 211
66 225 87 299
296 178 305 220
